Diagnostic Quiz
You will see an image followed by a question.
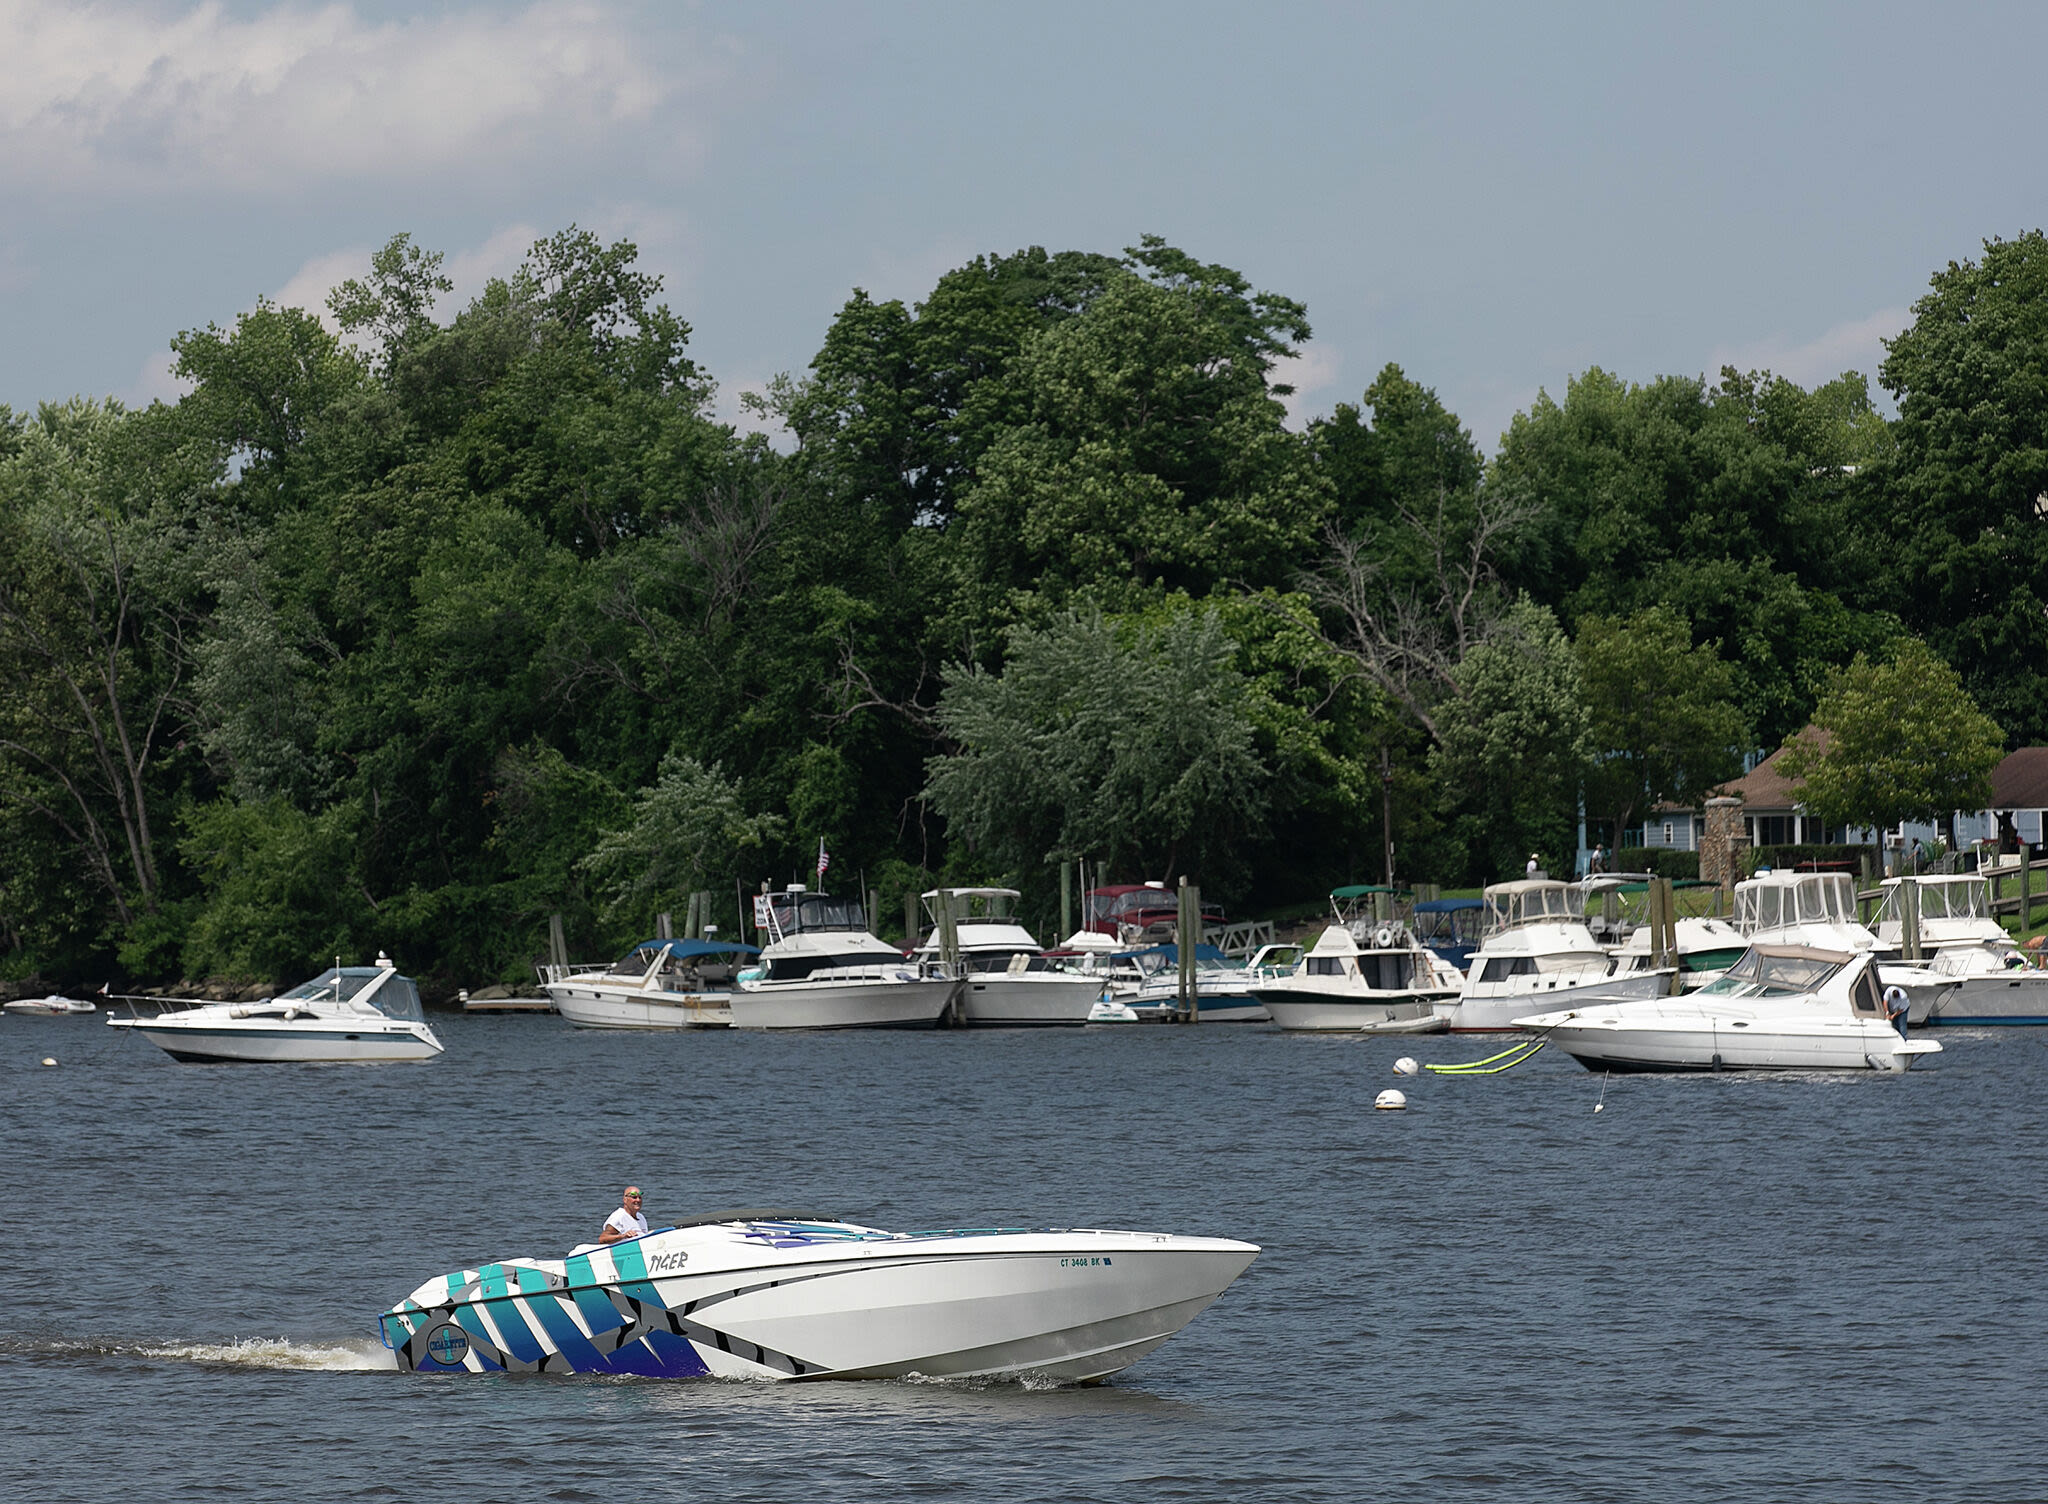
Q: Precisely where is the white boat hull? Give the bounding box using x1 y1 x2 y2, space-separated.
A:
1925 970 2048 1025
729 978 956 1029
1254 988 1451 1033
379 1218 1258 1384
547 984 733 1029
1525 1005 1943 1073
1444 969 1670 1032
106 1018 443 1063
956 974 1105 1026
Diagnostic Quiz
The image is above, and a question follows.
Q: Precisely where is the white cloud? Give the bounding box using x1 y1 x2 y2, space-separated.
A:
119 347 191 409
1270 344 1342 431
0 1 688 191
1708 306 1910 395
270 244 370 332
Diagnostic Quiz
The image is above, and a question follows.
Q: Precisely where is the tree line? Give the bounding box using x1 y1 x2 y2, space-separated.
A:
2 227 2040 989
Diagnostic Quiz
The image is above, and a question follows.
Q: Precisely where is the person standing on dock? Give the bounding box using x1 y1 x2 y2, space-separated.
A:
600 1186 650 1244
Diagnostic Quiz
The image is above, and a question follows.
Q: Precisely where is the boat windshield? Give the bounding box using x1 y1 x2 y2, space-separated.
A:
1696 949 1845 997
1484 883 1581 932
765 893 869 936
279 967 425 1022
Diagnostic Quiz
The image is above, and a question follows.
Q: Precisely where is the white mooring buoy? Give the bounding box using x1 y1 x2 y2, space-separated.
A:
40 1057 57 1067
1393 1056 1420 1076
1374 1088 1407 1111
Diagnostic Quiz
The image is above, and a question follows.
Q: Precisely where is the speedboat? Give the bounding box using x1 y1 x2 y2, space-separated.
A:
1112 943 1271 1022
1871 874 2048 1024
1253 923 1456 1033
1442 880 1670 1031
104 953 442 1063
377 1211 1258 1383
545 938 759 1029
730 886 956 1029
1734 871 1957 1022
1516 944 1943 1073
913 888 1105 1025
4 994 97 1015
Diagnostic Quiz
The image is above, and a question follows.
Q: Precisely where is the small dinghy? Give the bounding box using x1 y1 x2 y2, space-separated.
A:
378 1211 1257 1383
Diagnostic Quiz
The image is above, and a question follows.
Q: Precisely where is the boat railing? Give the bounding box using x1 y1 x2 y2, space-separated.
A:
1206 919 1275 958
534 960 608 985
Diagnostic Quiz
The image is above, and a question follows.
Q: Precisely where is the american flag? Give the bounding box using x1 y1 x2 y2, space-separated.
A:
816 837 830 880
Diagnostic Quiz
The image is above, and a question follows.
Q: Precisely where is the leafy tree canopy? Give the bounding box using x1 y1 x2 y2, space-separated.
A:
1776 637 2004 840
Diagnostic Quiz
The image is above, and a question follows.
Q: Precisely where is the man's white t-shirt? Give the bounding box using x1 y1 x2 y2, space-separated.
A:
605 1207 650 1239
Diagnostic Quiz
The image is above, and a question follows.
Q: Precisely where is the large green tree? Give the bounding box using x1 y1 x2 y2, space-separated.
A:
1490 365 1897 745
1576 606 1748 850
1430 601 1589 880
924 605 1270 889
1878 229 2048 740
1776 637 2004 846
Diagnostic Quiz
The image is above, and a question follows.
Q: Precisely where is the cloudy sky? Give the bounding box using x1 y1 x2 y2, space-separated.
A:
4 0 2044 450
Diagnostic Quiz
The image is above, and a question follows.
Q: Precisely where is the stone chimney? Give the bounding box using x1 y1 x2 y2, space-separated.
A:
1701 796 1748 887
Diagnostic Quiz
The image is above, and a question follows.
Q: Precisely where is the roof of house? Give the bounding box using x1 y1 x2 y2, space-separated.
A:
1712 726 1828 811
1990 746 2048 810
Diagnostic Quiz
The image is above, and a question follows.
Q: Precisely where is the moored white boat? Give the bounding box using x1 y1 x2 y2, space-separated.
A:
730 887 955 1029
1443 880 1670 1031
1735 871 1957 1023
1253 921 1456 1033
914 888 1105 1025
378 1211 1258 1383
1516 944 1943 1073
105 954 442 1063
1872 874 2048 1024
546 938 758 1029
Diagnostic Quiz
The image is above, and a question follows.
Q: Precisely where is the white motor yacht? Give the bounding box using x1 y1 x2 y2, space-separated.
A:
1442 880 1669 1032
105 954 443 1063
546 938 757 1029
1253 923 1456 1033
730 886 956 1029
1734 871 1956 1022
913 888 1105 1025
1517 944 1943 1073
1872 874 2048 1024
378 1210 1258 1383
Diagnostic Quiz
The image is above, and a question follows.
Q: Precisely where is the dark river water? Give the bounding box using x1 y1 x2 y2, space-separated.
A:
3 1010 2043 1502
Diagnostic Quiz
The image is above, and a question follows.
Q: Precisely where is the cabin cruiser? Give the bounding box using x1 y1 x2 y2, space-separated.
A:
1441 880 1669 1031
105 954 442 1063
545 938 759 1029
1734 871 1956 1023
1516 944 1944 1073
4 994 96 1015
1253 923 1456 1033
913 888 1105 1025
378 1210 1258 1383
730 886 956 1029
1871 875 2048 1024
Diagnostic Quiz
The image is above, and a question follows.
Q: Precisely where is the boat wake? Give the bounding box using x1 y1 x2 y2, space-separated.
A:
7 1335 393 1371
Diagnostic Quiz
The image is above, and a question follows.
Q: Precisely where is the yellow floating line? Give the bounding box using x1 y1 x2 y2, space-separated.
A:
1425 1038 1547 1074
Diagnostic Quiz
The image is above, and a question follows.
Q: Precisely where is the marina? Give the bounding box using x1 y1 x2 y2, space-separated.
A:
5 1010 2040 1501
